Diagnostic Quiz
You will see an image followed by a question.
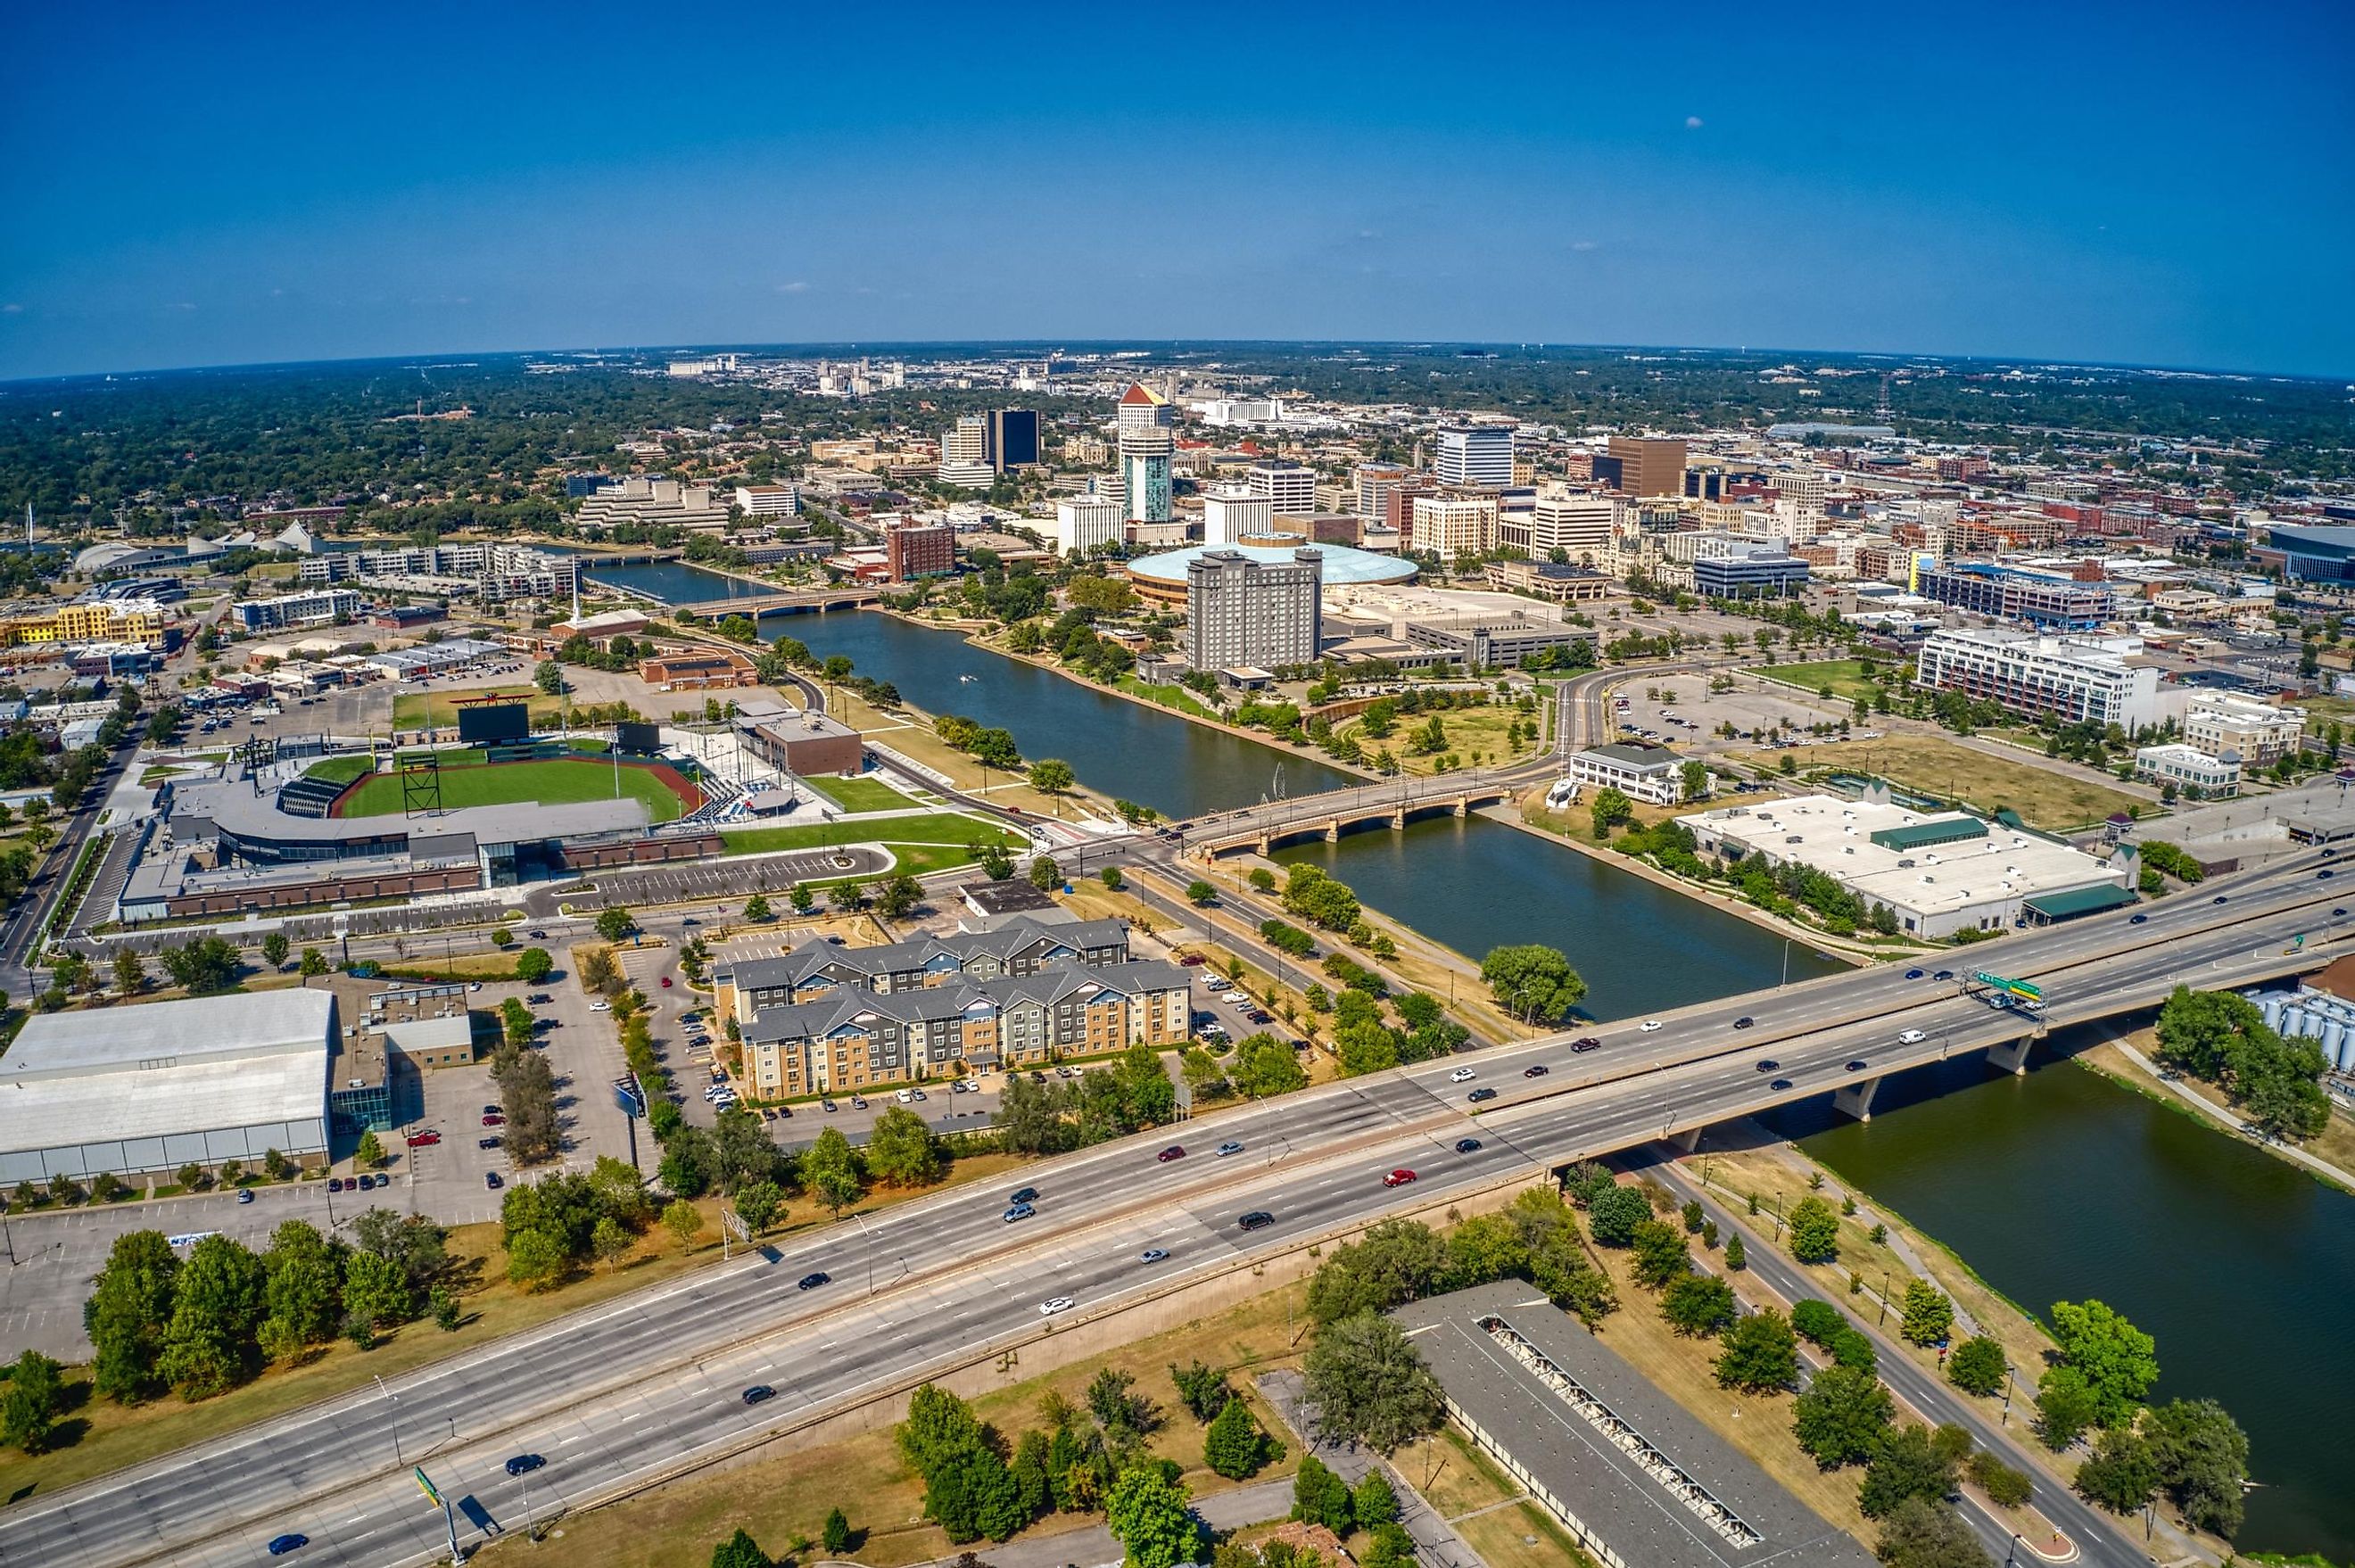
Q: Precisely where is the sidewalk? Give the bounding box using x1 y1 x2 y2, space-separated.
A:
1257 1371 1492 1568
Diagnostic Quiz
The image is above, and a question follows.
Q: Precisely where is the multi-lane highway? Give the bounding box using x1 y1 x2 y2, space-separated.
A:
5 846 2340 1568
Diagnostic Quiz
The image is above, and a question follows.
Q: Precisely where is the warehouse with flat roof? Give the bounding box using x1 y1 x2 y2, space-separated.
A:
0 990 337 1183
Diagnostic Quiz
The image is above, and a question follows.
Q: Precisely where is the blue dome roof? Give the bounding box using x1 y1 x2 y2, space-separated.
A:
1127 541 1418 587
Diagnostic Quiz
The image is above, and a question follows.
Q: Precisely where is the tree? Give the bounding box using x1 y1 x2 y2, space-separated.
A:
789 882 815 915
1872 1498 1994 1568
112 947 146 996
1 1350 66 1454
822 1507 854 1556
595 905 638 944
159 936 241 996
590 1217 632 1272
1010 1428 1054 1520
1787 1196 1841 1262
533 660 566 697
343 1248 415 1328
1172 1360 1232 1424
260 931 291 970
299 947 330 978
1248 868 1277 894
89 1230 181 1404
1790 1298 1846 1347
1292 1456 1354 1532
260 1219 343 1353
505 1226 568 1291
1899 1280 1954 1347
2046 1299 2158 1428
876 873 923 920
1632 1219 1693 1289
1203 1394 1268 1479
1099 865 1125 892
1715 1307 1798 1391
661 1201 706 1253
1724 1233 1746 1271
743 892 773 922
1106 1462 1199 1568
1946 1336 2007 1398
733 1180 782 1235
2146 1398 2250 1539
1301 1311 1442 1454
2073 1425 2160 1514
709 1527 774 1568
1967 1450 2034 1510
803 1127 864 1218
1029 759 1076 795
158 1234 268 1399
1029 854 1061 891
355 1130 384 1168
1792 1364 1895 1468
1662 1272 1737 1336
1858 1423 1969 1519
515 947 554 984
1478 944 1585 1023
1232 1033 1309 1098
1353 1472 1400 1531
1587 1184 1651 1246
2034 1367 2103 1450
1185 879 1215 905
864 1106 942 1187
1589 785 1634 836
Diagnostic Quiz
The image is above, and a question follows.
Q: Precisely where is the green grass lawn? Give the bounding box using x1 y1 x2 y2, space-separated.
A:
1115 674 1218 720
799 773 915 813
719 812 1022 857
337 756 690 822
302 755 376 786
1746 658 1891 704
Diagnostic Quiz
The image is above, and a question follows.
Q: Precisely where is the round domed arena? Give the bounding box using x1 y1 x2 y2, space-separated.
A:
1122 540 1417 607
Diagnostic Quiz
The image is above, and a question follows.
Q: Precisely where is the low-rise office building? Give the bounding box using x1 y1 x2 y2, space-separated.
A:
2135 742 2242 798
1566 741 1689 805
1681 793 2130 938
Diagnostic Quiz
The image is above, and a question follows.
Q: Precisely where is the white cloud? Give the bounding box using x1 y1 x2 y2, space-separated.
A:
1684 115 1704 129
0 302 21 314
774 280 811 293
1570 240 1600 252
166 301 196 311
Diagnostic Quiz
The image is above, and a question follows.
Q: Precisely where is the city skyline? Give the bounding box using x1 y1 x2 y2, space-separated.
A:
4 0 2351 382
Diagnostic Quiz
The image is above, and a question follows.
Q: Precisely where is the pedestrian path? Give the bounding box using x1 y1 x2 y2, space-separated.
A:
1258 1370 1492 1568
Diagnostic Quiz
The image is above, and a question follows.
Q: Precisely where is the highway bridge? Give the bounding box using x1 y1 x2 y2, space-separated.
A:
7 849 2343 1568
671 587 880 619
1189 776 1515 855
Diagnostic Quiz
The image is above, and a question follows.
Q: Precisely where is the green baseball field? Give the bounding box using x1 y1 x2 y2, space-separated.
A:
323 755 698 823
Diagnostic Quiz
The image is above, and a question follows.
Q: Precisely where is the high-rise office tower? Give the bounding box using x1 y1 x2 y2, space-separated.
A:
987 409 1040 472
1530 483 1619 565
1435 426 1514 489
1202 487 1275 547
1352 462 1412 522
1246 459 1317 516
1605 436 1689 498
1117 383 1174 524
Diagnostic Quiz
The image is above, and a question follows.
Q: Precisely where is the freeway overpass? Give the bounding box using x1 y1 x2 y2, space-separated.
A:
5 849 2342 1568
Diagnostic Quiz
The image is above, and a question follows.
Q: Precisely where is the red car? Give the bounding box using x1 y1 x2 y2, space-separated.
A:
1383 1168 1417 1188
405 1131 441 1147
1156 1145 1186 1163
481 1112 505 1127
660 976 673 988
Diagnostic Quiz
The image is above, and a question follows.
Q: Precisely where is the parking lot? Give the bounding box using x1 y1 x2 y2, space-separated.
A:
1612 673 1855 759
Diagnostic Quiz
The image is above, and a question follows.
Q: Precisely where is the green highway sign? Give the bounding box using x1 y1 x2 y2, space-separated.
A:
1971 970 2044 1003
414 1465 442 1508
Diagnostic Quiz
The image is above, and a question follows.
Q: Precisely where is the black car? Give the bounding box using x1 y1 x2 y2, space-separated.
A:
2213 895 2228 904
742 1384 777 1406
797 1272 830 1291
1771 1077 1794 1091
1570 1036 1602 1052
1008 1185 1038 1205
2129 913 2149 924
2321 871 2335 880
1236 1210 1275 1231
1933 970 1954 981
504 1454 546 1476
1523 1064 1549 1078
1455 1137 1483 1153
1846 1059 1869 1072
1733 1016 1754 1029
1755 1059 1779 1072
479 1136 501 1150
1467 1086 1498 1103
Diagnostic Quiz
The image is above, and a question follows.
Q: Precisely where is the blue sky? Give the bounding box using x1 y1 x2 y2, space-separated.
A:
4 0 2351 381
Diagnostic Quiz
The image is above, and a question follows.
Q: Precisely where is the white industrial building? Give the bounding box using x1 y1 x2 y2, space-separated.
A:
0 991 337 1183
1679 794 2132 939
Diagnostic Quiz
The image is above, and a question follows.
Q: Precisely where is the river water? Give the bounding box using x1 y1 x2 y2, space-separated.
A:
587 559 775 605
599 582 2343 1551
1773 1053 2355 1559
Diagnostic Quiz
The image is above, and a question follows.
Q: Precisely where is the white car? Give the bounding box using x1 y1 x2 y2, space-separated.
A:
895 1088 915 1103
1038 1296 1075 1316
1222 991 1249 1005
1640 1020 1663 1032
590 1002 611 1013
1449 1067 1476 1083
1897 1028 1927 1044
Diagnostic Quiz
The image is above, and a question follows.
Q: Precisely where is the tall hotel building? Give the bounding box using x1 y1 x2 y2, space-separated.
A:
1117 383 1175 525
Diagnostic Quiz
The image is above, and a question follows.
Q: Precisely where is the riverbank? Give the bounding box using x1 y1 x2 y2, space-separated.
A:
2074 1023 2355 1196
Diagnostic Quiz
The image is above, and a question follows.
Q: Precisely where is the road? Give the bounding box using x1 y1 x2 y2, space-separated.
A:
3 849 2336 1568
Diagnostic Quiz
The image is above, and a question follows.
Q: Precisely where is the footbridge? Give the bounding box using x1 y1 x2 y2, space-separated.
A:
1189 777 1516 856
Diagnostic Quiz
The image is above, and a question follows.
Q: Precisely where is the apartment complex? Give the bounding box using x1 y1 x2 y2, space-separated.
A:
712 916 1189 1094
0 600 167 648
234 588 362 632
1117 382 1175 524
882 518 956 581
2183 691 2305 765
298 541 577 601
1913 562 2113 630
1435 426 1513 489
1914 628 2160 730
1409 491 1498 558
1185 547 1323 672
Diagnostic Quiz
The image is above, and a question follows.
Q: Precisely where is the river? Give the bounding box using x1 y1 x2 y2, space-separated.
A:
1772 1052 2355 1560
587 559 777 605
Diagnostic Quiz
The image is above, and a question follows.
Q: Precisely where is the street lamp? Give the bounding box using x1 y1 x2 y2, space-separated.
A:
373 1374 402 1465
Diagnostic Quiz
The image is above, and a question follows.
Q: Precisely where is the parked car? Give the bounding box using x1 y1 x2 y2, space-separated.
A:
484 1172 503 1190
479 1136 501 1151
327 1178 344 1193
405 1131 440 1147
237 1189 255 1205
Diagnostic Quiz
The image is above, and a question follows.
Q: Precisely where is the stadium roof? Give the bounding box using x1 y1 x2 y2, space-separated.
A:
1127 541 1417 589
170 775 648 847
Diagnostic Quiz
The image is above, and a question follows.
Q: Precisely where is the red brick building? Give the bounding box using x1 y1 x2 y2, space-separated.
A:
882 519 955 582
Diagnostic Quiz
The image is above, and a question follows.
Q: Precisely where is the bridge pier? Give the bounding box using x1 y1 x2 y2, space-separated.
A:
1832 1076 1882 1122
1452 796 1468 817
1391 808 1406 830
1668 1126 1705 1153
1986 1035 2034 1076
